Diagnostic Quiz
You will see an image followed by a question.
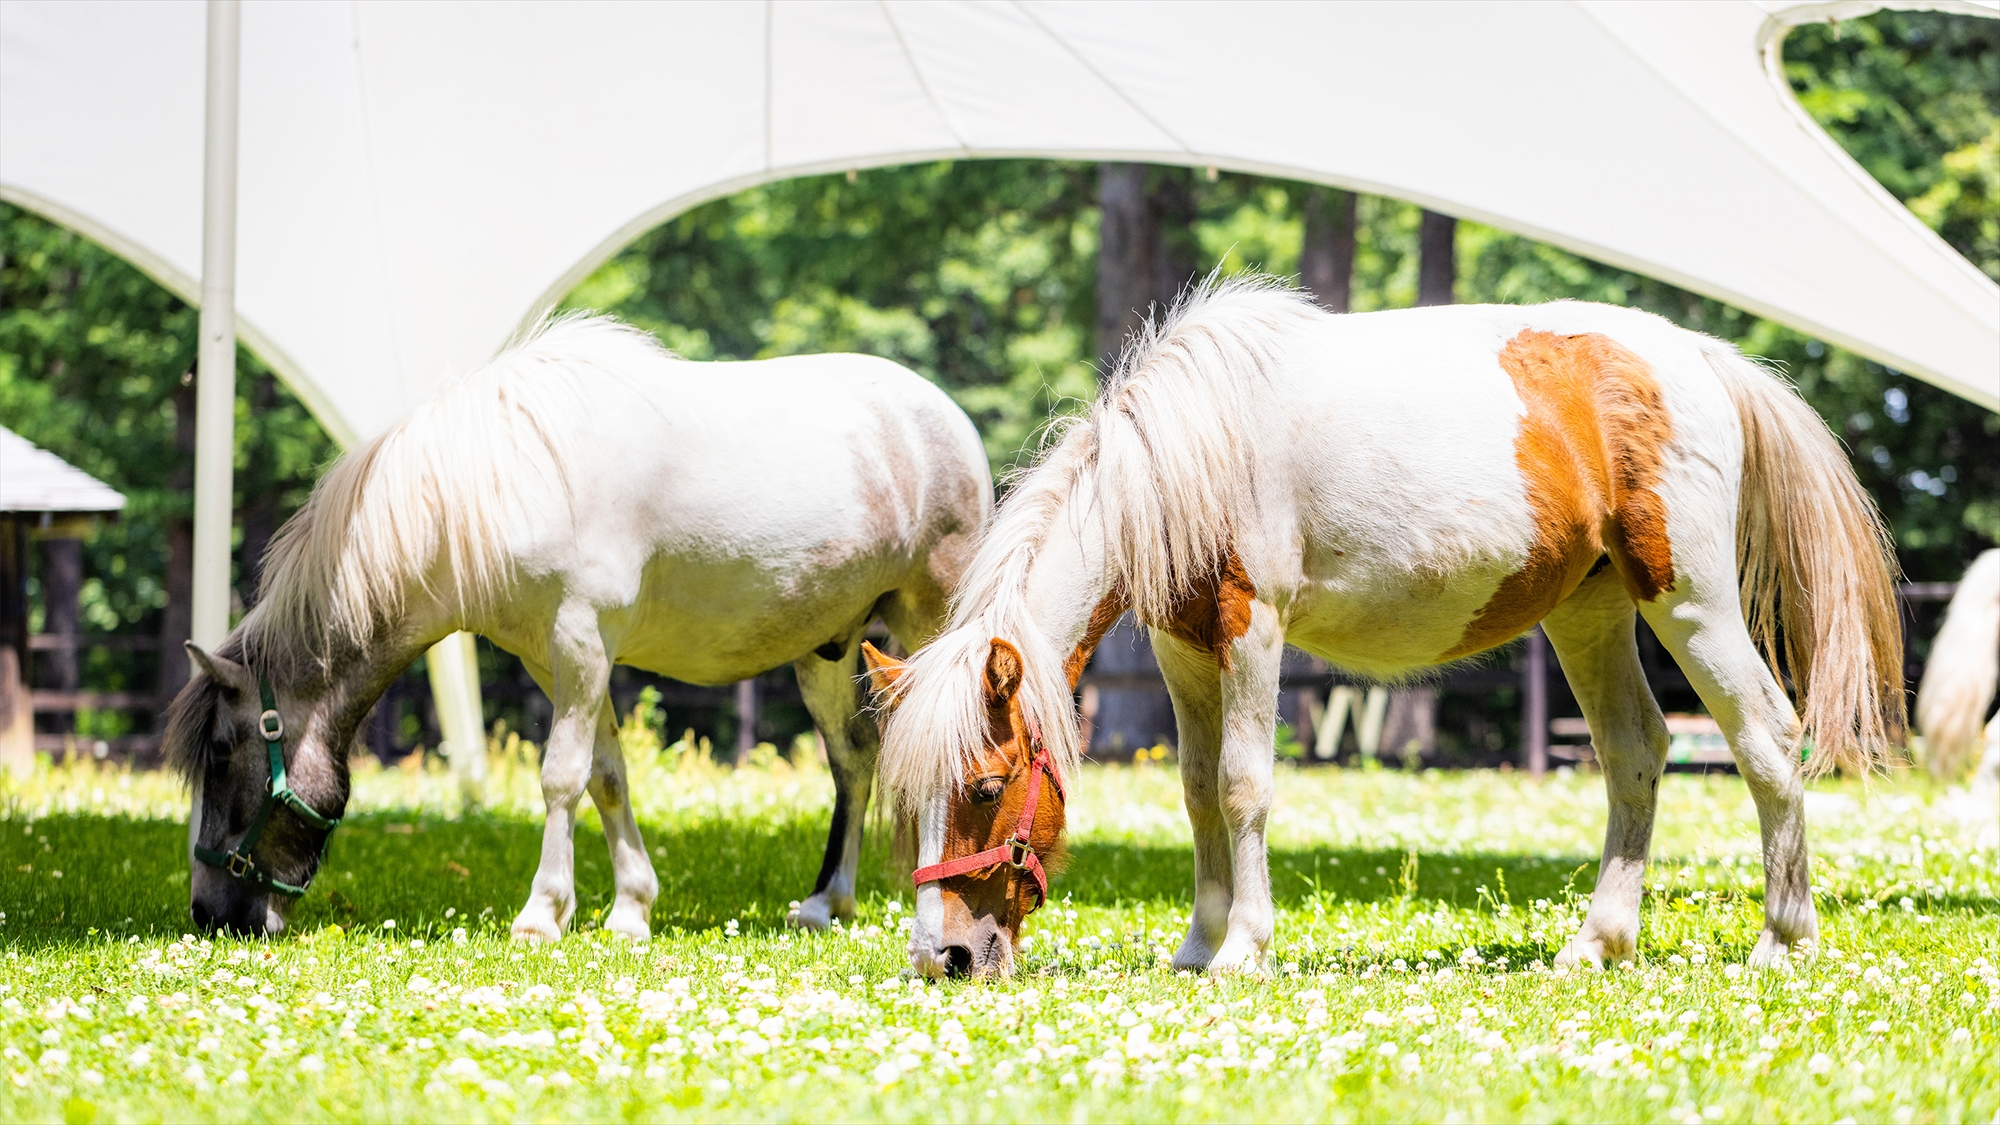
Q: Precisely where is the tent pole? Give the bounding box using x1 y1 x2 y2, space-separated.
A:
190 0 240 651
426 633 487 806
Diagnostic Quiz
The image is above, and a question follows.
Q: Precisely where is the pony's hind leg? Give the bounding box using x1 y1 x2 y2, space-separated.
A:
1153 633 1232 971
1541 568 1671 970
1638 562 1817 968
789 642 876 931
587 697 659 942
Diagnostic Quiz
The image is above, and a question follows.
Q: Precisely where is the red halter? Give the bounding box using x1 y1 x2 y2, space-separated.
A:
910 731 1066 906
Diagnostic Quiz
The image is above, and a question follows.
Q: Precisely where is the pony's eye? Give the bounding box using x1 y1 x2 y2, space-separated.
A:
971 777 1005 804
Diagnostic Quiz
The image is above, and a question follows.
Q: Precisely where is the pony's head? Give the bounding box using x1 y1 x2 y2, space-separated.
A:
868 634 1078 979
165 641 348 937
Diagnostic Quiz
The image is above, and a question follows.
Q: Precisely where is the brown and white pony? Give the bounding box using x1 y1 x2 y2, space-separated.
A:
868 278 1901 978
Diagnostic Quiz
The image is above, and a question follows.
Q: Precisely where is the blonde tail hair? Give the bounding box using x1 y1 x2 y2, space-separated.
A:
1711 349 1905 777
1917 549 2000 780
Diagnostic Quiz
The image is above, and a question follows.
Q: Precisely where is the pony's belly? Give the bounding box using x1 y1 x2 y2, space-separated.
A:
1284 571 1519 677
606 554 901 686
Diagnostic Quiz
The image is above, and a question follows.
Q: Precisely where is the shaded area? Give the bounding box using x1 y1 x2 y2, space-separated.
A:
6 809 1994 951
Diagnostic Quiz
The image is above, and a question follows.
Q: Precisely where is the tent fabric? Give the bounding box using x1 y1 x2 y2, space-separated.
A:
3 0 1996 448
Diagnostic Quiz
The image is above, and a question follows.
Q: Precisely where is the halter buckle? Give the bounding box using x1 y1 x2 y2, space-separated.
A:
1007 835 1033 869
227 851 253 878
258 709 284 741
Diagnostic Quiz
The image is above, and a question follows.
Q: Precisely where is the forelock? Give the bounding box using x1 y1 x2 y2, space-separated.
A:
162 673 230 781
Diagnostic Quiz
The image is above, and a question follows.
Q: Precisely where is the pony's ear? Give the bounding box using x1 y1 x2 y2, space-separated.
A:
861 641 907 703
984 638 1025 702
185 642 253 698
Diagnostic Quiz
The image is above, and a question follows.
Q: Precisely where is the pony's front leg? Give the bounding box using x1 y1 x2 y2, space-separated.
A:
1154 634 1230 971
511 625 611 943
1209 602 1286 975
587 701 659 942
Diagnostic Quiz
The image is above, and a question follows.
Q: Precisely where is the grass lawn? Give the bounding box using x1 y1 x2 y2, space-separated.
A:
2 737 1995 1123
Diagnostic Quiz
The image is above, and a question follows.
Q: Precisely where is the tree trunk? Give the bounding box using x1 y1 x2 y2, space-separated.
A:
1149 167 1197 307
1096 163 1154 374
1417 209 1457 307
237 373 280 607
1300 187 1357 313
36 537 82 733
158 376 197 699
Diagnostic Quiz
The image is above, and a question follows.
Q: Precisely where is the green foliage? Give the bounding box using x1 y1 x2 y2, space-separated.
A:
1788 13 2000 277
0 204 339 648
2 760 1994 1121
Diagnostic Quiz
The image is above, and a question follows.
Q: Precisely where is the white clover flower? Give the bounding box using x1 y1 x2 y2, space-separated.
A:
1807 1052 1833 1075
299 1054 325 1073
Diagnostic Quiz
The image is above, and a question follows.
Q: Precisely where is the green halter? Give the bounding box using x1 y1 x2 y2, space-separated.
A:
191 679 342 898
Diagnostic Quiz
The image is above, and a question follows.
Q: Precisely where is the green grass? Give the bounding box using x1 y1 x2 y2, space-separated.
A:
2 743 1996 1124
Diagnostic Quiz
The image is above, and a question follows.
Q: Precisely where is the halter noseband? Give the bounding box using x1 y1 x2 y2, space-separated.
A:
910 731 1066 907
191 679 342 898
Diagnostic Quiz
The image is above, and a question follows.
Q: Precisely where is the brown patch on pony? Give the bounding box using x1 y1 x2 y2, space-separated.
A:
1446 330 1675 658
1155 547 1257 670
1064 587 1132 687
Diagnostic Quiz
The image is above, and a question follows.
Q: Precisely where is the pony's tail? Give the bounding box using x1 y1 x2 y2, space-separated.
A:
1917 549 2000 780
1711 348 1905 778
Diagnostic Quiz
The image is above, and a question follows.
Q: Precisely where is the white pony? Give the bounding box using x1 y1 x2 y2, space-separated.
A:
165 316 990 939
1917 548 2000 815
867 278 1901 978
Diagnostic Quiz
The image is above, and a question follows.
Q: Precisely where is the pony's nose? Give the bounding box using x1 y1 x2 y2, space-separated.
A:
941 943 974 978
190 899 217 931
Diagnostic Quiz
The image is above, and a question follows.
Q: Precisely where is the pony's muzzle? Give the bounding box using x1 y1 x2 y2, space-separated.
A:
940 916 1013 980
191 869 287 937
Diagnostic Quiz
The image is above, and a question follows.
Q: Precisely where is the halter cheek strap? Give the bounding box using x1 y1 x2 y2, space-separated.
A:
910 735 1066 907
191 679 342 898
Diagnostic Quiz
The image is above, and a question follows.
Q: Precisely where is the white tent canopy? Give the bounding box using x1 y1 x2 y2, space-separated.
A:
4 0 1997 444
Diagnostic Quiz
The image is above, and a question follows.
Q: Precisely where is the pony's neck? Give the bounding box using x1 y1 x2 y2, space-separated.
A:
1016 475 1127 675
245 593 459 791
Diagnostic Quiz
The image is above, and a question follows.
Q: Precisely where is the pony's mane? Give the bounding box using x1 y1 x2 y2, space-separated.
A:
879 275 1321 807
247 313 673 674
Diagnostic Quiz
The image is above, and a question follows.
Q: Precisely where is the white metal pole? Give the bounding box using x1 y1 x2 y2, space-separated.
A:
190 0 240 651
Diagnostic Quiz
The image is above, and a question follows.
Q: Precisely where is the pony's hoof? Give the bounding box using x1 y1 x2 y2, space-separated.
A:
1206 938 1270 976
1557 924 1636 971
510 910 564 944
1554 941 1603 971
604 902 652 943
787 892 850 932
1170 938 1216 973
1747 930 1808 971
